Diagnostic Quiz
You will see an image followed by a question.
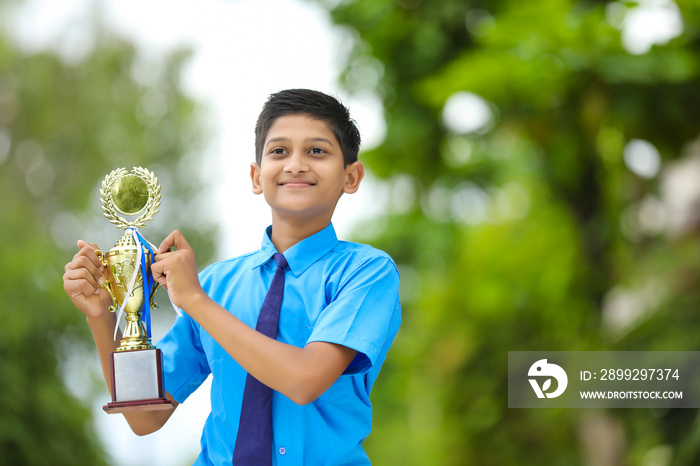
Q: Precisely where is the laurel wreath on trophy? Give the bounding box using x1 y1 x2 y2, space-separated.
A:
100 167 161 229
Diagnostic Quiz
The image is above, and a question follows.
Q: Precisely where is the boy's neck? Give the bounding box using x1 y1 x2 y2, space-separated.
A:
269 213 333 253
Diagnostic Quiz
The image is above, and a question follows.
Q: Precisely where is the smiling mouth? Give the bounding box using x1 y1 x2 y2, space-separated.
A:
279 181 316 188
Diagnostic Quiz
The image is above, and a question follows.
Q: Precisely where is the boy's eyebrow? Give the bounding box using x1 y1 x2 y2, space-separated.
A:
306 137 335 146
265 137 335 147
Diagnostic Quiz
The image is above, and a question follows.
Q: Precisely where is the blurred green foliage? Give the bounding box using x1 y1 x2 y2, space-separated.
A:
327 0 700 464
0 7 215 464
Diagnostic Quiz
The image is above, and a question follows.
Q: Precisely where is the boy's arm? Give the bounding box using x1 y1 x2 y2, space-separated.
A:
152 231 358 405
63 241 178 435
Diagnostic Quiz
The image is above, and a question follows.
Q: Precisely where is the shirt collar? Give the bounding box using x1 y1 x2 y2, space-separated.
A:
253 223 338 277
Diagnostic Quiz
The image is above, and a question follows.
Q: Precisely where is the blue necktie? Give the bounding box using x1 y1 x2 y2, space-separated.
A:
233 252 288 465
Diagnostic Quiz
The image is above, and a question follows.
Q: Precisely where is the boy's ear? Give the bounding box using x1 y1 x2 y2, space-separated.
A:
250 162 263 194
342 161 364 194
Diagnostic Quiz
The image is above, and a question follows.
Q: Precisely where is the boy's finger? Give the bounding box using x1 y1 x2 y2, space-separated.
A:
153 250 173 263
158 234 173 254
67 254 106 285
64 267 102 297
77 239 98 250
149 257 170 288
159 230 192 253
76 240 104 271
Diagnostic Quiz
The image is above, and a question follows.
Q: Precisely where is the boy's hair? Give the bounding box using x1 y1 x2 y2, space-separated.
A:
254 89 361 167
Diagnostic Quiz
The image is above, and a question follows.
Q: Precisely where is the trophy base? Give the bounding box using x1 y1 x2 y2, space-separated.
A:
103 398 174 414
104 348 173 415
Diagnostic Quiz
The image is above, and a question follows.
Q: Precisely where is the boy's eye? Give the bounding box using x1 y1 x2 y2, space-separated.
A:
309 147 326 155
270 148 287 156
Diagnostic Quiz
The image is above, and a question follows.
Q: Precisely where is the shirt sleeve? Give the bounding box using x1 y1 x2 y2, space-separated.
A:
158 311 211 404
306 254 401 375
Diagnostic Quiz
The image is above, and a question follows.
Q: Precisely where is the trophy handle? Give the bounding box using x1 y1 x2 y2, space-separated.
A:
94 249 118 312
148 249 161 311
150 282 161 310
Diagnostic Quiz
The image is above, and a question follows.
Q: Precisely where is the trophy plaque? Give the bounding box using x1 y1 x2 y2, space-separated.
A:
96 167 174 414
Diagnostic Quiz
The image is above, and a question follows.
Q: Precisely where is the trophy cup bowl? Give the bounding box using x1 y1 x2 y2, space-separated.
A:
97 167 173 414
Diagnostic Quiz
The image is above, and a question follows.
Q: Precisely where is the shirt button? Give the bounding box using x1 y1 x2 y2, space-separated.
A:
279 447 287 455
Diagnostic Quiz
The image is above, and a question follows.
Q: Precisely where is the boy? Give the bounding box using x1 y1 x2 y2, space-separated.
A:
63 89 402 465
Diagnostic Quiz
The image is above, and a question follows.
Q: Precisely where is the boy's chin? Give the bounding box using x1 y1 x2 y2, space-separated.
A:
272 205 335 222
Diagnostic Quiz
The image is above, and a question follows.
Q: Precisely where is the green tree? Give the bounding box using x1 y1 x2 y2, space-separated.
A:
327 0 700 464
0 6 215 464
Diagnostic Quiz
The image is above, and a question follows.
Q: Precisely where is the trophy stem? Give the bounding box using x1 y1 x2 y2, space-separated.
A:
119 314 155 351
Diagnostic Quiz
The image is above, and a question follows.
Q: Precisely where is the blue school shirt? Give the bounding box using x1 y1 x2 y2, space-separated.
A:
158 223 402 465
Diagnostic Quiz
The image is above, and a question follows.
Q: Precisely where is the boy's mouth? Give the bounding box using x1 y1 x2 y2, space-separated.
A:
279 179 316 188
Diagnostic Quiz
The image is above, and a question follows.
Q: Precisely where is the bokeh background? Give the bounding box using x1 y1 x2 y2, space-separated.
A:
2 0 700 465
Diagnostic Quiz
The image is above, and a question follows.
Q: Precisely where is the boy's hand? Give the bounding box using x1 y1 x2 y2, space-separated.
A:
152 230 207 311
63 240 112 318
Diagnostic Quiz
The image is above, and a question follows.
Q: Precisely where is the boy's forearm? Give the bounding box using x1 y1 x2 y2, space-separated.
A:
86 312 120 389
182 292 356 405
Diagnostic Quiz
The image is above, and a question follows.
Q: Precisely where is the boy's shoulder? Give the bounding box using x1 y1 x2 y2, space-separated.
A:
330 239 399 276
332 239 394 263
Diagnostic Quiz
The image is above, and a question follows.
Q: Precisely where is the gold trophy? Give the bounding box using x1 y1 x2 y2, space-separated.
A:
96 167 173 414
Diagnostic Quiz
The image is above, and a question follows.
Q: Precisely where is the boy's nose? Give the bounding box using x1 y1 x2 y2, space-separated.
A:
284 151 309 173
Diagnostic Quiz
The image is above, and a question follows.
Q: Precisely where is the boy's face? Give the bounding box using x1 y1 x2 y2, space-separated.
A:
250 114 363 226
